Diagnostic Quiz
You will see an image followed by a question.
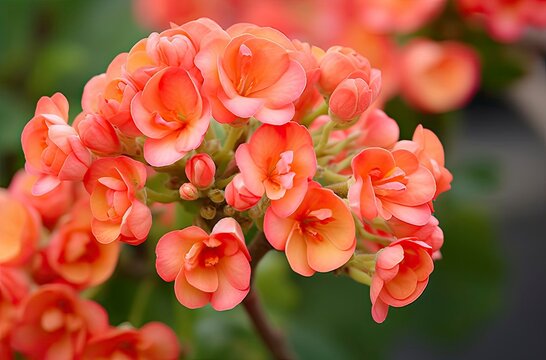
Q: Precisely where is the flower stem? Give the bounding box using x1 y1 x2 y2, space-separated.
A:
146 188 180 204
243 232 295 360
320 168 349 184
314 120 336 155
128 279 154 327
301 102 328 127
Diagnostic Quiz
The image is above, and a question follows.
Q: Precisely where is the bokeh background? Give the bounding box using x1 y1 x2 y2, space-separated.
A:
0 0 544 359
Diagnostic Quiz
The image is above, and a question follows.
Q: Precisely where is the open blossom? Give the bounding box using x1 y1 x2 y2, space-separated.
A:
21 93 92 195
356 0 446 34
394 125 453 199
185 153 216 189
225 173 261 211
371 238 434 323
458 0 546 42
8 170 74 229
388 216 444 258
354 109 400 149
83 322 180 360
399 39 480 113
10 284 109 359
0 267 29 358
0 189 40 266
264 182 356 276
290 40 323 123
195 23 306 125
46 201 120 289
131 67 210 166
235 122 317 217
348 147 436 226
84 156 152 245
156 218 251 310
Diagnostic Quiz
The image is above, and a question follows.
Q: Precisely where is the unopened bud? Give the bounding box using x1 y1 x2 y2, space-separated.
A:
200 205 216 220
223 205 236 217
185 153 216 189
179 183 198 201
208 189 225 203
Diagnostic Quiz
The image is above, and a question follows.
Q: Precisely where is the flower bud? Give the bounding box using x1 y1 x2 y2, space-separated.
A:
76 113 121 155
225 174 261 211
200 205 216 220
208 189 225 204
179 183 199 201
185 154 216 189
329 78 372 124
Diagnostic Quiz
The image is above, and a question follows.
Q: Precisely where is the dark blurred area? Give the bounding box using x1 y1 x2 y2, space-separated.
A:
0 0 544 359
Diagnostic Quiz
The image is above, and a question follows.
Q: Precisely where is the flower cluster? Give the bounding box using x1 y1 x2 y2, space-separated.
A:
2 17 454 357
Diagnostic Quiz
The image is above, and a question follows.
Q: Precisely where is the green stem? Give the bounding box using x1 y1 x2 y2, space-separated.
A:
320 168 350 184
314 120 336 155
128 279 154 327
146 188 180 204
301 102 328 127
326 181 348 197
214 174 236 189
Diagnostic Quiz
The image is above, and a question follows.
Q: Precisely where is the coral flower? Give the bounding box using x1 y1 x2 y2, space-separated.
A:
0 189 40 266
83 322 180 360
21 93 92 195
371 238 434 323
348 147 436 226
75 113 122 156
46 201 120 289
131 66 210 166
264 183 356 276
10 284 109 359
388 216 444 258
83 156 151 245
399 39 480 113
356 0 446 34
394 125 453 199
225 174 261 211
235 122 317 217
354 109 400 149
195 24 306 125
156 218 251 311
0 267 29 358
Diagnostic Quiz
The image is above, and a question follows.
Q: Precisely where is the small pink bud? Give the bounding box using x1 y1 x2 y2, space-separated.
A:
185 154 216 189
179 183 199 201
329 78 372 124
76 113 121 155
225 174 261 211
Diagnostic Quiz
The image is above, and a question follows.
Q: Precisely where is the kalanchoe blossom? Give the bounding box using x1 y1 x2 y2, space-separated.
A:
264 182 356 276
0 189 40 266
75 113 122 156
388 216 444 259
349 147 436 226
156 218 251 310
185 153 216 189
235 122 317 217
21 93 92 195
131 67 210 167
195 23 307 125
10 284 109 359
82 322 181 360
83 156 152 245
0 267 29 358
371 238 434 323
225 173 262 211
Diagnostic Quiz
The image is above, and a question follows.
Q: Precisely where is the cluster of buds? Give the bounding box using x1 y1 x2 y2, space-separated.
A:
1 17 453 358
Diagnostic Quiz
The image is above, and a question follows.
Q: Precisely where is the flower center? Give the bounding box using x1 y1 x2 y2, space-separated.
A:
264 151 296 200
297 208 334 243
236 44 255 96
369 167 408 196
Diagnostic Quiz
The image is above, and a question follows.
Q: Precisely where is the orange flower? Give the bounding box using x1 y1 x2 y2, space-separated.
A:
399 39 480 113
82 322 180 360
264 182 356 276
156 218 251 310
0 267 29 358
10 284 109 359
348 147 436 226
21 93 92 195
195 23 306 125
83 156 151 245
371 238 434 323
46 200 120 289
0 189 40 266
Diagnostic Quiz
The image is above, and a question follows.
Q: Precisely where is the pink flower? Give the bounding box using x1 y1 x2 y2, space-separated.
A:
21 93 92 195
185 153 216 189
46 200 120 289
354 109 400 149
156 218 251 310
225 174 261 211
8 170 75 229
83 322 180 360
348 147 436 226
0 267 29 358
371 238 434 323
388 216 444 258
131 67 210 166
195 24 306 125
356 0 447 34
75 113 122 155
399 39 480 113
394 125 453 199
0 189 40 266
10 284 109 359
235 122 317 217
264 182 356 276
83 156 152 245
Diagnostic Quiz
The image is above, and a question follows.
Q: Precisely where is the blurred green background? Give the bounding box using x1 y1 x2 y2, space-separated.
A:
1 0 544 359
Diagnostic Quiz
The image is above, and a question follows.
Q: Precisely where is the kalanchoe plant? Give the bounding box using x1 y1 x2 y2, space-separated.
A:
1 18 453 359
